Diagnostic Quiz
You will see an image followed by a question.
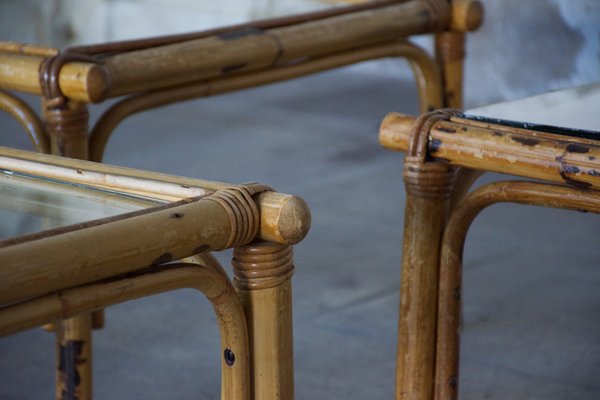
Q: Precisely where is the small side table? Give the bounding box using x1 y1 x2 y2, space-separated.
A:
0 146 310 400
380 83 600 400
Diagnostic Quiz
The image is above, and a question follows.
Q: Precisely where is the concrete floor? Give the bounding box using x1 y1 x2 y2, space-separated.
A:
0 67 599 399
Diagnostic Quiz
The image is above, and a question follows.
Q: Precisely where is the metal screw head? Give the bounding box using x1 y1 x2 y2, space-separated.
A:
224 348 235 366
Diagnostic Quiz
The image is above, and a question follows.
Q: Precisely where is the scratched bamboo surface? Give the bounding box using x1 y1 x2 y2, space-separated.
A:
381 106 600 400
380 112 600 190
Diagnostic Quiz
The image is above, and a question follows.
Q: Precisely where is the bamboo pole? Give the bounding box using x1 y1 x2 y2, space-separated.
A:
0 263 251 400
0 146 311 245
0 41 58 56
0 89 49 153
0 195 232 305
434 0 483 108
0 52 110 103
232 242 295 400
380 112 600 190
103 0 448 97
395 110 458 400
65 0 409 55
42 99 95 400
54 313 92 400
89 39 442 162
0 1 448 101
435 181 600 400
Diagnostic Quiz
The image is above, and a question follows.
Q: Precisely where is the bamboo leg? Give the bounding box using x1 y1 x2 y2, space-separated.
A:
43 97 95 400
436 0 483 108
396 110 458 400
434 31 465 109
232 241 295 400
55 313 92 400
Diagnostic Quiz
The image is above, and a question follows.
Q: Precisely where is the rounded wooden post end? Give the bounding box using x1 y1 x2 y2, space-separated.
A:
84 63 111 103
450 0 484 32
379 112 416 152
232 241 294 290
256 192 311 245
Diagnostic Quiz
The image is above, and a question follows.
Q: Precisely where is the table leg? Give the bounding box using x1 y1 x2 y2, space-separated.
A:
233 241 295 400
43 99 95 400
55 314 92 400
396 110 458 400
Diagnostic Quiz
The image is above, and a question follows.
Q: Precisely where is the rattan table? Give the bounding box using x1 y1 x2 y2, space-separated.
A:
0 146 310 400
380 83 600 400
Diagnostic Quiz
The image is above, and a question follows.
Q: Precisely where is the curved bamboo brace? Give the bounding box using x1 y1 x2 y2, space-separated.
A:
0 262 251 400
434 181 600 400
0 90 49 153
89 40 442 162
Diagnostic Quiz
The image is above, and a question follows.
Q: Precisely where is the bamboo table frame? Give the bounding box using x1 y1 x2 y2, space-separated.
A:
379 91 600 399
0 146 310 400
0 0 484 161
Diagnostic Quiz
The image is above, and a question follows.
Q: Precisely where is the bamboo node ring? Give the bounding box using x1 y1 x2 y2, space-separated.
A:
232 242 294 290
206 183 272 248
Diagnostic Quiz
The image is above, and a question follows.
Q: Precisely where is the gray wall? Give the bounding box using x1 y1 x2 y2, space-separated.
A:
1 0 599 107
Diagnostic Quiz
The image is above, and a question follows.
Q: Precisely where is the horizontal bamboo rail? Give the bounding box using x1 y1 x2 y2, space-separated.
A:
435 181 600 400
88 39 442 161
0 0 451 102
380 112 600 189
103 1 447 97
0 195 232 304
0 146 311 245
0 262 251 400
66 0 411 56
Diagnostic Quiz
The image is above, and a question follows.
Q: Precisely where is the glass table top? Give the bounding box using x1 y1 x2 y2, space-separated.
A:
465 82 600 133
0 168 160 240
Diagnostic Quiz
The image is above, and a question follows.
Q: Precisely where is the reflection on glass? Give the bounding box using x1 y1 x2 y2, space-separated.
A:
0 170 162 240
